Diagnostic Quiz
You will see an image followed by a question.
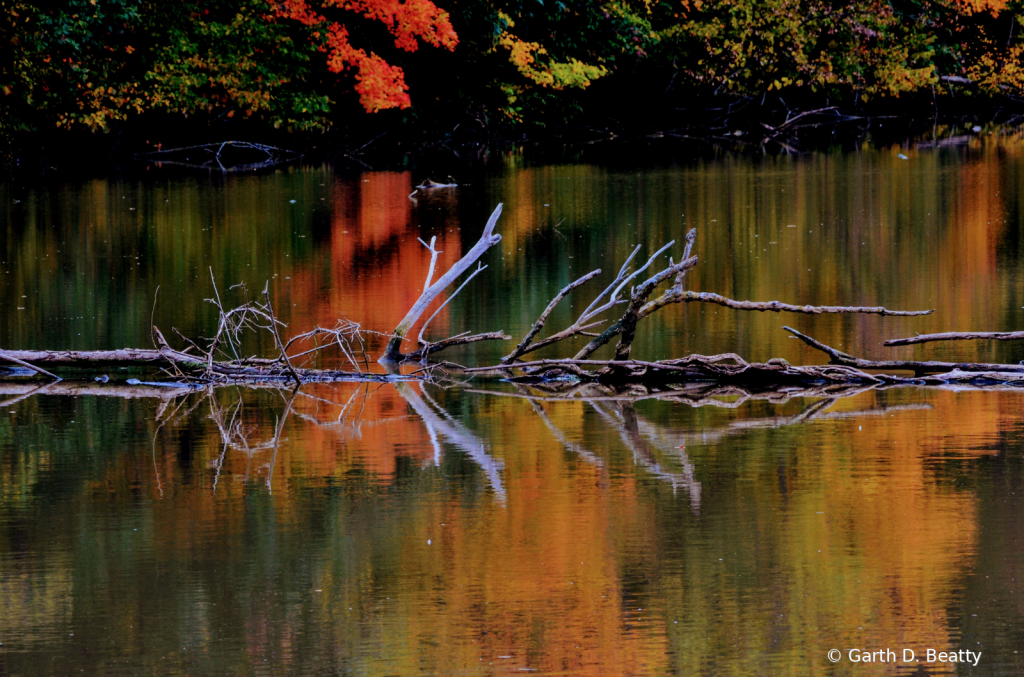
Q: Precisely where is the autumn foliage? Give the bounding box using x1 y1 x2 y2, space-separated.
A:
0 0 1022 136
272 0 457 112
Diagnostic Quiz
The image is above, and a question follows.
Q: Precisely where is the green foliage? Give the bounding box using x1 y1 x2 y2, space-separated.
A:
144 3 332 131
1 0 341 134
650 0 938 98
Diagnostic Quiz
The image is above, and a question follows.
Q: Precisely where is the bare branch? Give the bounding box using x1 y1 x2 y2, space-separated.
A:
609 255 700 363
403 331 511 362
885 331 1024 346
418 262 487 346
418 236 441 290
784 326 1024 374
381 204 503 362
262 283 301 385
0 348 62 381
674 291 933 316
502 269 602 364
672 228 697 291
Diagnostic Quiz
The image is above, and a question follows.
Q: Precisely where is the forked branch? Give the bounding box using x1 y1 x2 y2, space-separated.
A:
381 204 504 362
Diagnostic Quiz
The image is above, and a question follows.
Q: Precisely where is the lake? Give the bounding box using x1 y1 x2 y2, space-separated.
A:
2 134 1024 675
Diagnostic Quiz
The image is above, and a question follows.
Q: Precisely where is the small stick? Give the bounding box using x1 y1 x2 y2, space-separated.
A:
262 283 301 386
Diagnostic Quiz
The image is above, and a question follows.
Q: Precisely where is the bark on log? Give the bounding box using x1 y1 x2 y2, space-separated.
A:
885 331 1024 346
0 349 62 380
0 347 207 369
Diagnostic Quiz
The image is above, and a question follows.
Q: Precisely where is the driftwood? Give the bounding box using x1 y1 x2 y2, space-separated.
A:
497 226 932 367
5 203 1024 395
784 326 1024 375
380 204 506 362
456 353 888 386
408 177 458 199
135 141 301 173
885 331 1024 346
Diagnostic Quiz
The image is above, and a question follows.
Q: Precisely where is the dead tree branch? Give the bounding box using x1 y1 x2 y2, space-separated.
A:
672 291 933 316
262 282 301 385
784 326 1024 374
501 269 603 364
885 330 1024 346
0 348 62 381
503 239 679 362
381 204 504 362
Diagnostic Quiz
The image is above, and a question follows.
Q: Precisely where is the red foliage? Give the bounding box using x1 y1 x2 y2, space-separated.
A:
273 0 458 112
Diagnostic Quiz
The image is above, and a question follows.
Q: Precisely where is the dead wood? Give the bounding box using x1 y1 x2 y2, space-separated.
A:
408 177 458 198
5 203 1017 396
262 282 301 385
0 348 62 381
381 204 505 362
501 269 603 364
672 292 932 316
784 326 1024 374
405 331 512 362
452 353 888 387
884 330 1024 346
607 252 700 365
135 141 300 173
502 239 681 363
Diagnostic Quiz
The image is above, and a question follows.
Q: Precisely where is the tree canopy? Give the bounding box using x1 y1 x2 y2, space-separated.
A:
1 0 1022 137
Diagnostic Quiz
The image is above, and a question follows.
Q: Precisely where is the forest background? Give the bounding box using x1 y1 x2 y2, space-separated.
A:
2 0 1024 166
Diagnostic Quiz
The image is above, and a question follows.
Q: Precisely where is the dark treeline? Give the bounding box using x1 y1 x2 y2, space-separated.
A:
2 0 1023 165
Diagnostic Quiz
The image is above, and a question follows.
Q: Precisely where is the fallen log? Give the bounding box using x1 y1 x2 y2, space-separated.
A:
452 353 891 386
6 203 1020 395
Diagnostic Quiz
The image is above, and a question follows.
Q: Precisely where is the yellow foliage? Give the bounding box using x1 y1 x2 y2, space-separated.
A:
494 12 608 91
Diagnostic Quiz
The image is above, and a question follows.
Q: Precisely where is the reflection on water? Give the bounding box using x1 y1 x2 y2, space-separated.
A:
3 135 1024 674
2 382 1023 675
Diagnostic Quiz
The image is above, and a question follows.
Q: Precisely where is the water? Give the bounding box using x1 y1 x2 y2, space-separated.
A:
2 136 1024 675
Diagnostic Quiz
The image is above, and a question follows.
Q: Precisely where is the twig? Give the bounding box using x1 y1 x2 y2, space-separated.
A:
262 283 301 386
677 292 933 316
150 285 161 349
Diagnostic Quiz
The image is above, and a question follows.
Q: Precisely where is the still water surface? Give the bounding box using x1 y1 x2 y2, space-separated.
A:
2 138 1024 675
